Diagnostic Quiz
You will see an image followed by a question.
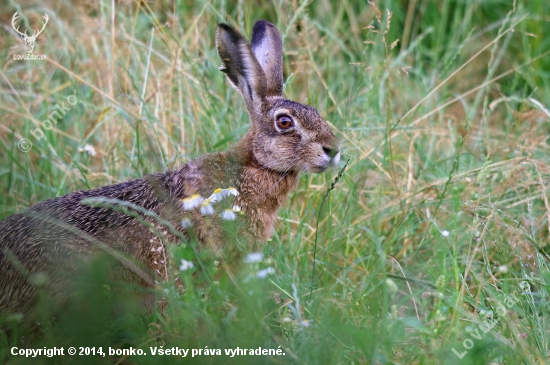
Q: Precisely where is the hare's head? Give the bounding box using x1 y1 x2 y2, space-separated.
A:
216 21 340 173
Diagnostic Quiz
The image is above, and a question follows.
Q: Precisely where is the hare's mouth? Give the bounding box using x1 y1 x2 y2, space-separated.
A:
309 165 328 173
308 150 340 173
308 160 332 173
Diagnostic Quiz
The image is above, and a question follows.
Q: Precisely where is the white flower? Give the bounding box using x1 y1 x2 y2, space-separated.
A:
244 252 263 264
207 187 239 203
299 320 310 328
441 230 450 237
179 259 194 271
83 144 97 156
498 265 508 273
221 209 236 221
209 188 227 203
182 194 203 210
226 187 239 196
199 200 214 215
232 205 242 212
256 267 275 278
180 218 192 229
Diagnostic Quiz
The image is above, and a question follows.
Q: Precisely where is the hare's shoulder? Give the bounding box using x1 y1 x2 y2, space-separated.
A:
162 151 245 199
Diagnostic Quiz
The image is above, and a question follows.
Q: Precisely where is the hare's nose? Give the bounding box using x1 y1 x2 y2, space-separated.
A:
322 145 339 158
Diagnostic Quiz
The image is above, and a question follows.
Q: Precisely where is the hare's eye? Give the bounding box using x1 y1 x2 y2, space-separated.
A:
276 115 293 130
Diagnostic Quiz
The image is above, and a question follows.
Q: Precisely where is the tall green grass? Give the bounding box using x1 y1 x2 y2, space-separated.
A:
1 0 549 364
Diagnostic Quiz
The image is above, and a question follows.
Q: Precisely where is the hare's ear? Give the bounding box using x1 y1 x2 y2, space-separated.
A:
216 23 267 113
251 20 283 97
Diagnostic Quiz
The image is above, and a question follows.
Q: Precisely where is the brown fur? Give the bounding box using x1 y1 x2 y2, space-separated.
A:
0 20 339 313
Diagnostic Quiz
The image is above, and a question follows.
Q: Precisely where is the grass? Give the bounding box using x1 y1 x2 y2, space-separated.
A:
1 0 550 364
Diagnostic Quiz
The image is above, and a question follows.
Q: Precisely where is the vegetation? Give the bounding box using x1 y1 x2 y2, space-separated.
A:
1 0 549 363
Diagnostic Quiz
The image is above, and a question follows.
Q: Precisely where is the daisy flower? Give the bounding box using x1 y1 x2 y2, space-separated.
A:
207 187 239 203
179 259 195 271
209 188 227 203
226 187 239 196
221 209 236 221
244 252 263 264
199 199 214 216
182 194 203 210
180 218 192 229
83 144 97 156
256 267 275 278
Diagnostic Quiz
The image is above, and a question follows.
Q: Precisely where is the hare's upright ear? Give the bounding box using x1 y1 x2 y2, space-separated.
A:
251 20 284 97
216 24 267 113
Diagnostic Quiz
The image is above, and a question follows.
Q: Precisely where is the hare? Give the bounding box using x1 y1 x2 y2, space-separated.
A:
0 20 340 313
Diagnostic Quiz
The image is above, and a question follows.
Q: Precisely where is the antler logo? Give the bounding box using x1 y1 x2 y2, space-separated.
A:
11 11 49 54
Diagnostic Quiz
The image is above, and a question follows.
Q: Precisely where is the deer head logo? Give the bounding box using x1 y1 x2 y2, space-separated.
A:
11 11 49 54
